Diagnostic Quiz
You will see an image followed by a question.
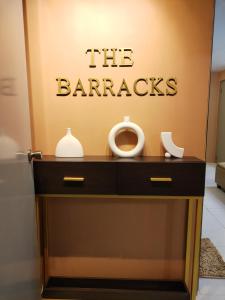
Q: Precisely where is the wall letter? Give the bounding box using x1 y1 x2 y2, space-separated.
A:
119 48 134 67
133 78 148 96
103 78 115 96
89 78 101 96
117 79 132 96
102 48 117 67
86 49 101 68
149 77 164 96
56 78 71 96
166 78 177 96
73 79 87 96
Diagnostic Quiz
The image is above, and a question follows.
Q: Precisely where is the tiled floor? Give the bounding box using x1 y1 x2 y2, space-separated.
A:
197 163 225 300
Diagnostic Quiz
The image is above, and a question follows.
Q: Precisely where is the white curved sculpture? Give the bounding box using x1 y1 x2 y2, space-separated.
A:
55 128 84 157
161 132 184 158
108 116 145 158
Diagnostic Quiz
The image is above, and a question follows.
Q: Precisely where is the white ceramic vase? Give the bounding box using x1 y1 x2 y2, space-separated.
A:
55 128 84 158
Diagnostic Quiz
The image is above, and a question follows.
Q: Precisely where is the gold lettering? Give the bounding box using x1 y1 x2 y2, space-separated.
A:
86 49 101 68
102 48 117 67
119 48 134 67
73 79 87 96
89 78 101 96
103 78 115 96
133 78 148 96
56 78 71 96
149 77 164 96
117 79 132 96
166 78 177 96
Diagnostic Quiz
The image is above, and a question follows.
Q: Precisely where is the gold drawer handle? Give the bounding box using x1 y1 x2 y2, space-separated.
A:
63 176 85 182
150 177 172 182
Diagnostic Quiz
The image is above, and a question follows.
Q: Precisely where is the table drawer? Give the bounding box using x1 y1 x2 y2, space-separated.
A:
33 162 116 194
117 163 205 196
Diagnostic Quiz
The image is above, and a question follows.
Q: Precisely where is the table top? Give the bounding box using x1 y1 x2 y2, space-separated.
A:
34 155 205 164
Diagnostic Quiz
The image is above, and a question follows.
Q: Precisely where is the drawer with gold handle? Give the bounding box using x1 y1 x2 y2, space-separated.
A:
117 162 205 195
33 161 116 194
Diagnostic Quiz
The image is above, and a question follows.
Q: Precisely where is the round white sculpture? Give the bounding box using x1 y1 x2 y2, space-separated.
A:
161 132 184 158
108 116 145 158
55 128 84 158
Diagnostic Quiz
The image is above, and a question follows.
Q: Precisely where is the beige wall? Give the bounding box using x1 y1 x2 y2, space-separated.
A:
206 70 225 162
206 72 220 162
25 0 214 159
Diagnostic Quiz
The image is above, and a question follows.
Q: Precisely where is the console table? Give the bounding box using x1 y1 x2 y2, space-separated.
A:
33 156 205 300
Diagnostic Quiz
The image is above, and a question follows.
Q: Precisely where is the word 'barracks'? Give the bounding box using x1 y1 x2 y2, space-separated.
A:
56 48 178 97
56 77 177 97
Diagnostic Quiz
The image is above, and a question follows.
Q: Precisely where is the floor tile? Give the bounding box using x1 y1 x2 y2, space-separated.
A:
216 246 225 261
201 230 208 238
209 203 225 215
204 227 225 247
209 208 225 228
204 187 225 210
198 278 225 295
197 294 225 300
205 164 217 187
202 210 223 232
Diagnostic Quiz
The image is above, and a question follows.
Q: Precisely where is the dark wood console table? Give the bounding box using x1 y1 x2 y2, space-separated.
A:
33 156 205 300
